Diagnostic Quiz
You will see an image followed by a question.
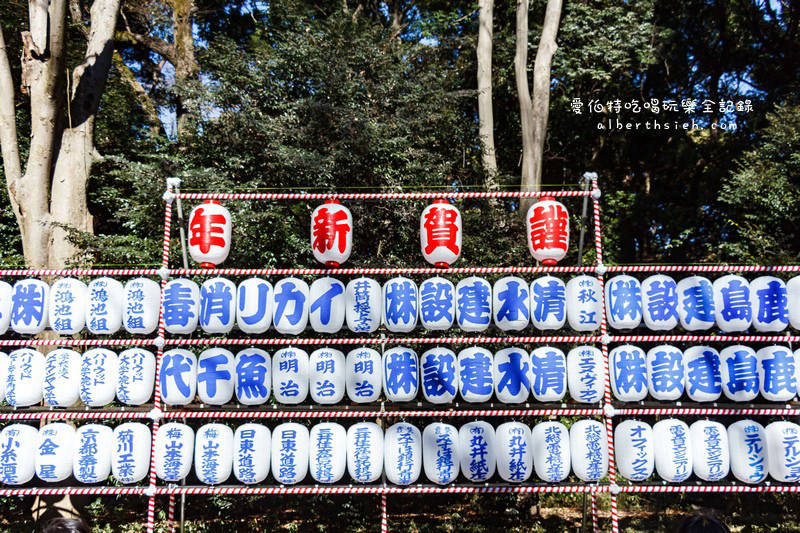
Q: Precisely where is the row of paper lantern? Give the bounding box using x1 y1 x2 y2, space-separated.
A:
188 197 571 269
3 273 799 337
4 343 797 408
3 418 797 486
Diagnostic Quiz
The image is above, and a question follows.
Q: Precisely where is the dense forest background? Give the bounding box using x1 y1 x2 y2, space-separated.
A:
0 0 799 530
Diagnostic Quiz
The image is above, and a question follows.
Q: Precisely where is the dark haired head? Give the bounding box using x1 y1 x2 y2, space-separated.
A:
40 517 91 533
676 513 730 533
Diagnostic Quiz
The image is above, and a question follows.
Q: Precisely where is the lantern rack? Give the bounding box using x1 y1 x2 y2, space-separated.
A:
0 177 799 533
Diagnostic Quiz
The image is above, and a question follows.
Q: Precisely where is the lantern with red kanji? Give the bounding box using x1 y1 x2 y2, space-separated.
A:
420 199 462 268
188 200 232 268
525 196 569 265
311 200 353 268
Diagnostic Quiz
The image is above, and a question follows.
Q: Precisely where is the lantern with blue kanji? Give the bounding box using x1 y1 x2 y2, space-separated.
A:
383 347 418 402
690 420 729 482
49 278 87 335
272 347 309 404
80 348 118 407
727 420 768 484
384 422 421 485
309 277 345 333
494 347 532 404
641 274 679 331
565 275 601 332
750 276 789 332
11 278 49 334
383 277 418 333
309 422 347 484
197 348 235 405
566 346 603 404
86 277 123 335
676 276 715 331
570 419 608 482
160 348 198 406
199 277 236 334
309 348 345 404
455 276 492 332
609 345 647 402
0 281 12 334
35 423 75 483
530 275 566 330
420 347 458 404
234 348 271 405
605 275 642 330
719 345 759 402
163 278 200 335
111 423 151 484
116 348 155 406
653 419 692 483
645 345 684 401
713 275 752 332
271 422 309 484
345 277 381 333
496 422 533 483
347 422 384 483
615 419 654 482
419 276 455 330
756 345 797 402
6 348 44 407
123 277 160 335
43 349 80 407
526 196 569 265
683 346 722 402
346 348 381 403
234 423 270 484
188 200 232 268
154 423 194 482
273 277 309 335
492 276 529 331
457 347 494 403
530 346 567 402
236 278 272 334
765 421 800 482
458 421 496 482
0 424 38 485
73 424 113 484
422 422 459 485
532 421 570 482
194 423 233 485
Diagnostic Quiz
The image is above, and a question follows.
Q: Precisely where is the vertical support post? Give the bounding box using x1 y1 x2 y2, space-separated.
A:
167 494 176 532
381 493 388 533
588 173 619 533
145 179 175 533
577 177 591 267
168 177 190 270
591 493 598 532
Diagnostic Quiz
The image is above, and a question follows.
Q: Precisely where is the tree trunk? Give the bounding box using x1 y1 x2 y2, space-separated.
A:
477 0 498 188
172 0 197 140
515 0 562 215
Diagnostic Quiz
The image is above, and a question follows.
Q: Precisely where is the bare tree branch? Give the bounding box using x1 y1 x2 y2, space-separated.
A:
0 24 23 192
477 0 498 187
115 29 176 64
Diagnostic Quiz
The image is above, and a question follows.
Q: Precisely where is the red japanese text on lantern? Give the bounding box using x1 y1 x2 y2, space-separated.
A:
422 206 460 256
312 207 351 254
529 203 568 252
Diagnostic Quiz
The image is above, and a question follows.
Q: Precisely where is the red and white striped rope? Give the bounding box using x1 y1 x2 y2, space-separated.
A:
0 487 145 496
175 190 592 201
610 335 800 343
160 408 605 419
381 493 388 533
591 493 598 533
0 338 153 347
0 411 148 421
619 484 800 494
163 336 602 347
0 264 797 277
153 485 608 496
613 407 800 416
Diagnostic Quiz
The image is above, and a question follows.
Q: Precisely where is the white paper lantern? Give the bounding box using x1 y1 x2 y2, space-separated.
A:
676 276 715 331
492 276 530 331
309 422 347 484
495 422 533 483
422 422 459 485
311 200 352 267
750 276 789 332
194 423 233 485
272 423 309 484
48 278 87 335
234 348 271 405
532 421 570 482
0 281 13 335
234 423 271 484
788 276 800 330
160 349 198 406
653 419 693 483
345 278 381 333
615 419 654 481
0 424 38 485
116 348 155 406
11 279 49 334
5 348 44 407
419 277 456 330
566 346 604 404
458 421 496 482
347 422 384 483
765 421 800 482
494 348 531 404
197 348 235 405
530 276 567 330
757 345 797 402
199 277 236 334
645 345 684 401
273 278 309 335
565 275 602 332
605 275 642 330
188 200 232 268
530 346 567 402
713 275 752 332
455 277 492 332
86 277 123 335
385 422 422 485
720 345 759 402
36 423 75 482
272 347 309 404
345 348 381 403
310 348 345 404
420 347 458 404
420 199 462 267
457 347 494 403
0 351 6 404
154 423 194 482
641 274 679 331
111 423 151 484
163 278 200 335
727 420 768 484
123 278 159 334
80 348 118 407
609 345 648 402
570 419 608 482
689 420 729 482
526 196 569 265
383 347 418 402
309 277 345 333
383 277 418 333
44 349 80 407
683 346 722 402
73 424 112 484
236 278 273 334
